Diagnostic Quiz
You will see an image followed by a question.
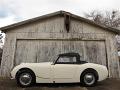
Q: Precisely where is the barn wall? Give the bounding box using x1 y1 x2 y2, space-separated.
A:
0 16 119 78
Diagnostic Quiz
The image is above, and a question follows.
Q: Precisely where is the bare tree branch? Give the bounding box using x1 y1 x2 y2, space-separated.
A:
85 10 120 28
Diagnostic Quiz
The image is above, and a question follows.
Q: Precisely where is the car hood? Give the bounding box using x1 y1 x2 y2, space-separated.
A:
11 62 52 73
20 62 52 66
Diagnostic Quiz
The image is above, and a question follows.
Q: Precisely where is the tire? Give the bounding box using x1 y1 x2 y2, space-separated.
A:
16 70 35 87
80 70 98 86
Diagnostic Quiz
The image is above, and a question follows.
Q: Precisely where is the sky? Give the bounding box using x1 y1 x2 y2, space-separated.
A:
0 0 120 28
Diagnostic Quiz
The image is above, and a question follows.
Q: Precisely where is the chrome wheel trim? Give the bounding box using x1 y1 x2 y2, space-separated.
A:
84 73 95 85
19 73 32 86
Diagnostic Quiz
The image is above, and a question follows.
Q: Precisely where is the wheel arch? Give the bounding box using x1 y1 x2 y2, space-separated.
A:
15 68 36 81
80 68 99 81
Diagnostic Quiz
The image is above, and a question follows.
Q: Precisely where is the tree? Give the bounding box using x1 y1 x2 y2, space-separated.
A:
85 10 120 52
85 10 120 28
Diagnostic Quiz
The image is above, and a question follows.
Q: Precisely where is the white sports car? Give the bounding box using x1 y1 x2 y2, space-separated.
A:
11 53 108 87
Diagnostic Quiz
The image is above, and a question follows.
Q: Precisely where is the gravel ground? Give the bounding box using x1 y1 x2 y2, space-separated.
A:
0 78 120 90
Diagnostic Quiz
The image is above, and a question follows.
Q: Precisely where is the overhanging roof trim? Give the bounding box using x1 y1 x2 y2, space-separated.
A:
0 10 120 34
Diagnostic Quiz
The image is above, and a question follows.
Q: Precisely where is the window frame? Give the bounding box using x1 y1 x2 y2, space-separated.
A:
55 56 79 64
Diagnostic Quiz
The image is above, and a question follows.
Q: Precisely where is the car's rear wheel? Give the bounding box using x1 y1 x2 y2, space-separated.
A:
16 70 35 87
80 70 98 86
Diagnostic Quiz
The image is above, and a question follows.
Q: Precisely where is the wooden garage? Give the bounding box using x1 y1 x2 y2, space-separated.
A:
0 11 120 78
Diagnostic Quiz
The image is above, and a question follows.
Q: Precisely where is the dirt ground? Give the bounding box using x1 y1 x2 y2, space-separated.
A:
0 78 120 90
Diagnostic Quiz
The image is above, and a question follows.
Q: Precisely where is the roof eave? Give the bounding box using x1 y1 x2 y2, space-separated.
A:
0 10 120 34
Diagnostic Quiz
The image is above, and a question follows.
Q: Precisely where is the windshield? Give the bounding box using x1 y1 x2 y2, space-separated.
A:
52 55 59 64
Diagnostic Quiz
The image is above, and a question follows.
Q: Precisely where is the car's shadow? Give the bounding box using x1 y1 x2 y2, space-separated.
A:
31 82 104 88
34 83 82 88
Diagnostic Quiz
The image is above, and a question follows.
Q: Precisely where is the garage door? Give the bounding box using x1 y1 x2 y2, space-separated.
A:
14 40 107 66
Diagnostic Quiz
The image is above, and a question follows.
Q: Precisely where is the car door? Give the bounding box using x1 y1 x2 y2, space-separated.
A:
34 63 52 83
52 56 78 83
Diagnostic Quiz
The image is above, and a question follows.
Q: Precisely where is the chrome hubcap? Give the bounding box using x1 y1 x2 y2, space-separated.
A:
19 73 32 86
84 73 95 85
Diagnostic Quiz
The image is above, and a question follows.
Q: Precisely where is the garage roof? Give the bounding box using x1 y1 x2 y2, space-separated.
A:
0 10 120 34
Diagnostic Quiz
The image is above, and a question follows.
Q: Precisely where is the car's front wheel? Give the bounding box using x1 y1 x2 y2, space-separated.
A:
16 70 35 87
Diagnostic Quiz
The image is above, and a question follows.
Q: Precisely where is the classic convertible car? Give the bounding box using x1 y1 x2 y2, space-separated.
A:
11 52 108 87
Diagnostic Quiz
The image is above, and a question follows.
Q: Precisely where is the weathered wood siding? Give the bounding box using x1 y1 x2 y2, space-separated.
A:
14 40 106 66
0 16 119 78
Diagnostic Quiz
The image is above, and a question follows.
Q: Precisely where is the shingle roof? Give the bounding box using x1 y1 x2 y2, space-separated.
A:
0 10 120 34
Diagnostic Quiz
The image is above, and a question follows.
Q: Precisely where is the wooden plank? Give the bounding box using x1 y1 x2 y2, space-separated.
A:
14 39 107 66
83 41 106 65
14 40 84 65
0 33 16 76
107 36 120 78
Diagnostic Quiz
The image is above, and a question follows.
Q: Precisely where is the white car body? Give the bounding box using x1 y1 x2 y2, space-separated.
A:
11 62 108 83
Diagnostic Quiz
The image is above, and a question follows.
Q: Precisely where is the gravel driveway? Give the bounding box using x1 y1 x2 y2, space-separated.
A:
0 78 120 90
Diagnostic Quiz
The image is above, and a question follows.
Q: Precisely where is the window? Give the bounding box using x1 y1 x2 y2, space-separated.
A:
56 56 77 64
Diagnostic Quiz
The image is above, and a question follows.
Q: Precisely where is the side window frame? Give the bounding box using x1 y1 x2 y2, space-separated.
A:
55 56 77 64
